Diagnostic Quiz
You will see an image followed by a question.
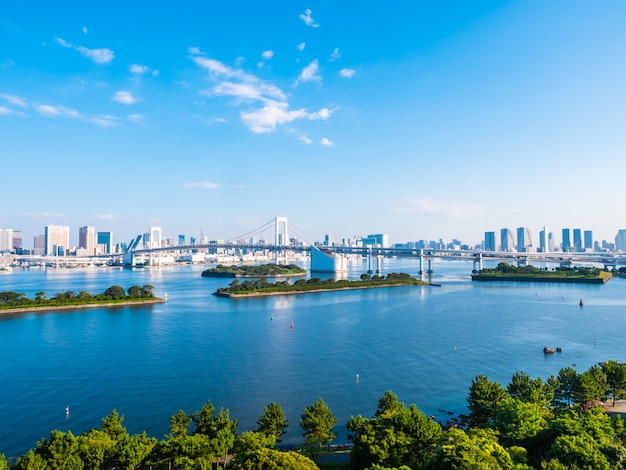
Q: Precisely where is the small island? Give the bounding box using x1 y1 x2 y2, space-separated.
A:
201 263 307 278
471 262 612 284
214 272 428 297
0 285 166 314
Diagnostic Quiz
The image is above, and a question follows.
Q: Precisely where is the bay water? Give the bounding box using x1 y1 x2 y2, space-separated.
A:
1 259 625 459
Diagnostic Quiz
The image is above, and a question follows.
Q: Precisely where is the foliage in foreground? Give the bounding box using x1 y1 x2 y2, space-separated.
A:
214 272 426 296
6 361 626 469
475 262 611 280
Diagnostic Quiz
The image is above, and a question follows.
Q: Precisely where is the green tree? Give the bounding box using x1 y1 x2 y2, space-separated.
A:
230 431 277 467
574 365 608 405
103 285 126 300
300 398 337 462
467 374 507 428
15 450 49 470
35 430 83 470
0 455 8 470
76 428 114 470
601 360 626 406
170 409 193 437
192 400 238 467
426 427 514 470
555 367 578 407
493 397 550 447
232 448 319 470
347 391 441 469
257 402 288 443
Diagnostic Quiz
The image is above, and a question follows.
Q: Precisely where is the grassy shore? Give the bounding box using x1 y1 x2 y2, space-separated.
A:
0 297 167 315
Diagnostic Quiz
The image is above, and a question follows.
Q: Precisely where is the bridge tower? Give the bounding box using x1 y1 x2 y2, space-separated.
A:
274 217 289 264
149 226 162 267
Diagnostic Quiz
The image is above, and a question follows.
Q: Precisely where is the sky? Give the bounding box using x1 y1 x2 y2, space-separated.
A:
2 1 626 248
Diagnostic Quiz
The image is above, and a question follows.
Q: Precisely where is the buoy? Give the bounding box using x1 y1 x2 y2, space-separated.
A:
66 406 70 415
290 321 294 329
356 374 359 383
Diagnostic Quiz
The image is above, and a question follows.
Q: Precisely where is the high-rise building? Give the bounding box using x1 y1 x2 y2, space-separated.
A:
34 235 45 254
97 231 114 254
573 228 582 252
562 228 571 252
584 230 593 250
539 226 549 253
516 227 532 252
500 228 515 252
615 230 626 252
44 225 70 256
12 230 21 249
0 229 13 252
484 231 496 251
79 226 96 256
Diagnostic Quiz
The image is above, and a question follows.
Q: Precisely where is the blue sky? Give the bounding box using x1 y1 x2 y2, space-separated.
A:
2 1 626 248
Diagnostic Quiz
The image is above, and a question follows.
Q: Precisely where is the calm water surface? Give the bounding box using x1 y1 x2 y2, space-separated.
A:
1 259 626 458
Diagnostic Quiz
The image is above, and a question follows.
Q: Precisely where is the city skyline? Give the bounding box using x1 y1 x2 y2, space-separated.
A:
2 2 626 245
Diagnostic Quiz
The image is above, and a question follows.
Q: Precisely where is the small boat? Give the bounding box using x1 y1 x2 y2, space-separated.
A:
544 347 555 354
579 299 584 307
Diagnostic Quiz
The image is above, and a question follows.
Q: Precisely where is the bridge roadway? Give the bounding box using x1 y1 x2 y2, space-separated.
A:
14 244 626 269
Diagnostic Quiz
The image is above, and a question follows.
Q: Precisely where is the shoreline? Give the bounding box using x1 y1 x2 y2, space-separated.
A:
214 283 428 298
0 297 167 315
471 275 610 284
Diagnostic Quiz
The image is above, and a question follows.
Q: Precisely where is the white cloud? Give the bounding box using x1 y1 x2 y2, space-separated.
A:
97 213 121 220
395 198 485 219
261 50 274 60
297 59 321 84
90 115 119 127
184 182 221 189
188 46 201 55
112 91 137 105
321 137 333 147
0 106 26 116
55 37 114 64
152 69 160 77
297 42 306 51
36 104 80 118
127 114 144 123
339 68 356 78
300 136 313 145
329 48 341 61
1 93 27 107
82 25 88 34
25 211 64 218
191 52 332 133
299 9 319 27
130 64 149 75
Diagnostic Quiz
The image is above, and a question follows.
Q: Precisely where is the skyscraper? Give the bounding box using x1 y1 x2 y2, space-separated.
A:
484 231 496 251
573 228 582 252
516 227 532 252
12 230 21 249
44 225 70 256
500 228 515 252
97 232 114 254
0 229 13 252
539 226 549 253
562 228 571 252
79 226 96 256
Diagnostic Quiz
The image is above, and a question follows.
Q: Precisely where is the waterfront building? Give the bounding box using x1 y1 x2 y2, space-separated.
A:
539 226 549 253
548 232 556 252
516 227 532 252
33 235 44 255
584 230 593 251
483 231 496 251
0 229 13 252
44 225 70 256
178 235 186 246
12 230 21 250
562 228 571 252
500 228 515 252
79 226 96 256
362 233 389 248
573 228 582 252
615 230 626 252
97 231 114 254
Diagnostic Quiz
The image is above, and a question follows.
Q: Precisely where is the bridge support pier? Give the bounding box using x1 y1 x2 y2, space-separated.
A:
418 249 424 280
473 253 483 272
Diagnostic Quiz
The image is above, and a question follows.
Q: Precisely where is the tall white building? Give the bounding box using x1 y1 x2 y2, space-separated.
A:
500 228 515 251
516 227 532 252
44 225 70 256
0 229 13 252
79 226 96 256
